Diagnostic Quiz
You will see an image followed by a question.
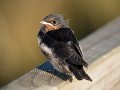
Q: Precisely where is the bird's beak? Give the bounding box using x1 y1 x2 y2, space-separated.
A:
40 21 57 32
40 21 53 26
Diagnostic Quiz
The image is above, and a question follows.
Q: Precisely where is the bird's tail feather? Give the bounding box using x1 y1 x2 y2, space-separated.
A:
69 65 92 81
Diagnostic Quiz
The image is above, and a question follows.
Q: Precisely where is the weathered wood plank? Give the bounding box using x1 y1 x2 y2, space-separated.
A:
112 82 120 90
1 17 120 90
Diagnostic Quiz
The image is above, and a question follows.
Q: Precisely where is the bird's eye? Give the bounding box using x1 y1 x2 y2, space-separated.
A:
51 20 58 25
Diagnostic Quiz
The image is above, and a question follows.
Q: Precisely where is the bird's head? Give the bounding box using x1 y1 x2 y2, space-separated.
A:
40 14 69 32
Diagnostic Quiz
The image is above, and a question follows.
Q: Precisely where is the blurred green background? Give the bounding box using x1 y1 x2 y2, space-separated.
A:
0 0 120 86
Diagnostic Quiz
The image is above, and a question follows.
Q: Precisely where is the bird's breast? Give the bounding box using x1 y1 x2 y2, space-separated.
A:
37 36 71 73
40 43 53 56
37 37 52 55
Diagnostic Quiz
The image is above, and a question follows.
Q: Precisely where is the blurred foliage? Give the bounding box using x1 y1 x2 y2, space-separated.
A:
0 0 120 86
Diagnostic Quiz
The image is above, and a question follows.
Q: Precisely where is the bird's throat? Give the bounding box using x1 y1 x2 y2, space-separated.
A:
44 25 58 32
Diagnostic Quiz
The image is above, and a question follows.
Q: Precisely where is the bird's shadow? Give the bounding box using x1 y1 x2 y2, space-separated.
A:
17 60 72 88
37 60 71 81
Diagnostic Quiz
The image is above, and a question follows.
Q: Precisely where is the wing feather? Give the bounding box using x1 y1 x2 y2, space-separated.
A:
46 28 88 67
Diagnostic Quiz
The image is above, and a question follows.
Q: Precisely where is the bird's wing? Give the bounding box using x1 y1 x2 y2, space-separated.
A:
66 30 83 57
45 30 88 67
54 43 88 67
44 37 87 67
47 28 83 57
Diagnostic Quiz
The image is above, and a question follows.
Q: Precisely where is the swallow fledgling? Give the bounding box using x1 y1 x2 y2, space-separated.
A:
37 14 92 82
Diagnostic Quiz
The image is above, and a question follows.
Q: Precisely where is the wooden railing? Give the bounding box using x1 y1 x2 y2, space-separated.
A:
1 17 120 90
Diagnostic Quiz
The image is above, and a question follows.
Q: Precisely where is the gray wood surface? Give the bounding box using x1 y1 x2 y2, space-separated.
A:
1 17 120 90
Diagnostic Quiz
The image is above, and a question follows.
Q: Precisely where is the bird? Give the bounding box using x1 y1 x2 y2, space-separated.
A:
37 14 92 82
